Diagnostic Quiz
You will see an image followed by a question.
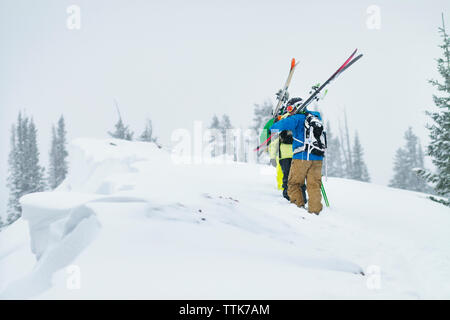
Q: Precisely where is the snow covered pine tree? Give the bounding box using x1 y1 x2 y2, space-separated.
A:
389 127 429 192
48 115 69 190
418 14 450 205
351 132 370 182
325 122 345 178
7 112 46 225
108 100 134 141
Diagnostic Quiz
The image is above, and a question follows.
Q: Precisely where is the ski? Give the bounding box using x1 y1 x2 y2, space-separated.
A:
272 58 299 117
295 49 362 114
321 183 330 207
255 133 272 152
254 58 298 153
254 49 363 153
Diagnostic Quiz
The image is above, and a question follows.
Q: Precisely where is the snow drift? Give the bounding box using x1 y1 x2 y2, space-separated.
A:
1 138 449 299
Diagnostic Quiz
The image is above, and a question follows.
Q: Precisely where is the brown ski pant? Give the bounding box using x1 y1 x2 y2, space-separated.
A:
287 159 323 214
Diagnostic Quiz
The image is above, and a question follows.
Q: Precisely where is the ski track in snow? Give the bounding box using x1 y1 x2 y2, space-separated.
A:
0 138 449 299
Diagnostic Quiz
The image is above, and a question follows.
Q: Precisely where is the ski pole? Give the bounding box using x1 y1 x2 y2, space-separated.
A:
321 182 330 207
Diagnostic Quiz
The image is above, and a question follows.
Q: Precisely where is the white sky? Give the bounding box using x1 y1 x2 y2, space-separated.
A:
1 0 449 217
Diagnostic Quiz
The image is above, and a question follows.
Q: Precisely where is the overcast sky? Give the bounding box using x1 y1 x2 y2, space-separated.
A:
1 0 449 217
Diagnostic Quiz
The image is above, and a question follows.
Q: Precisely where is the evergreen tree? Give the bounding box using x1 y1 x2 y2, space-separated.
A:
251 100 273 135
251 100 273 163
6 123 21 224
6 113 46 225
108 102 134 140
209 115 220 130
325 122 345 177
109 117 134 140
389 127 429 192
48 115 69 189
351 132 370 182
389 147 409 189
220 114 233 156
417 142 426 170
48 126 58 188
208 115 221 157
343 110 353 178
140 119 158 143
338 113 354 179
418 14 450 204
24 118 46 192
207 114 235 158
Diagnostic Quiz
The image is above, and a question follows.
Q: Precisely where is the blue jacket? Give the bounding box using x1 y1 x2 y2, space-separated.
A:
270 112 324 161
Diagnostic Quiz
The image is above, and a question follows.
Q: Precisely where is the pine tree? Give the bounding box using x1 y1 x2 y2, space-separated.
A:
48 115 69 189
208 115 221 157
48 126 58 188
417 142 426 174
251 100 273 135
6 123 21 224
207 114 235 158
251 100 274 162
325 122 345 177
140 119 158 143
414 143 435 192
251 100 273 163
109 117 134 140
220 114 233 156
389 127 430 192
418 14 450 204
343 110 353 178
108 101 134 140
6 113 46 225
389 147 409 189
351 132 370 182
24 118 46 193
338 113 354 179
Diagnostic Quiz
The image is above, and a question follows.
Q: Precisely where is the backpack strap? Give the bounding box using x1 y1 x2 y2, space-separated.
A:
292 137 306 155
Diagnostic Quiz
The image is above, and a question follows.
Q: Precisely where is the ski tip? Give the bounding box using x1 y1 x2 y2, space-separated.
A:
291 58 296 69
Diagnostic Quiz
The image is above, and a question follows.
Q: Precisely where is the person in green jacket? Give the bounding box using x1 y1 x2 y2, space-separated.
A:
261 101 307 202
260 118 275 146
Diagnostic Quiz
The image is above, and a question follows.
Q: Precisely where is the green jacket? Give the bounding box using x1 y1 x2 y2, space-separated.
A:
261 118 293 159
260 118 275 145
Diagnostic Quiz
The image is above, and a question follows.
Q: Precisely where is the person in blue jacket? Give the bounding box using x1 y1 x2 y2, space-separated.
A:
270 106 324 215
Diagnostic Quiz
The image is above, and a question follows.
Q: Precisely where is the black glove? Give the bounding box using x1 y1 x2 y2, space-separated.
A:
270 159 277 167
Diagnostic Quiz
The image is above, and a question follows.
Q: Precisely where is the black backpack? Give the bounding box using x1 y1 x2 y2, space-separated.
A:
304 113 327 156
293 113 327 157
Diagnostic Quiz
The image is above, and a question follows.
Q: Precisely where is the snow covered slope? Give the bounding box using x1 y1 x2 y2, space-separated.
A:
1 138 449 299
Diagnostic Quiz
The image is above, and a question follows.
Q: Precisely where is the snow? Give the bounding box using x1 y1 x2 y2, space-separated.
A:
1 138 449 299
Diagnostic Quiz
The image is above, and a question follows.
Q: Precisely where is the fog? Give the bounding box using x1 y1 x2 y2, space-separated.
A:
1 0 448 217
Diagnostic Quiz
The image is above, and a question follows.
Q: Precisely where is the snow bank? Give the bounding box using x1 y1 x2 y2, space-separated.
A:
1 138 449 299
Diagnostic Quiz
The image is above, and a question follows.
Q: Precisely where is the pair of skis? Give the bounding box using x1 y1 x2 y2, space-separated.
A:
294 48 363 114
254 58 299 153
272 58 299 118
254 49 363 153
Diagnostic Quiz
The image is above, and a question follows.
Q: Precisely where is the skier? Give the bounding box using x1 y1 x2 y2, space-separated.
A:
255 49 363 213
260 118 283 189
269 99 307 202
270 105 325 215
